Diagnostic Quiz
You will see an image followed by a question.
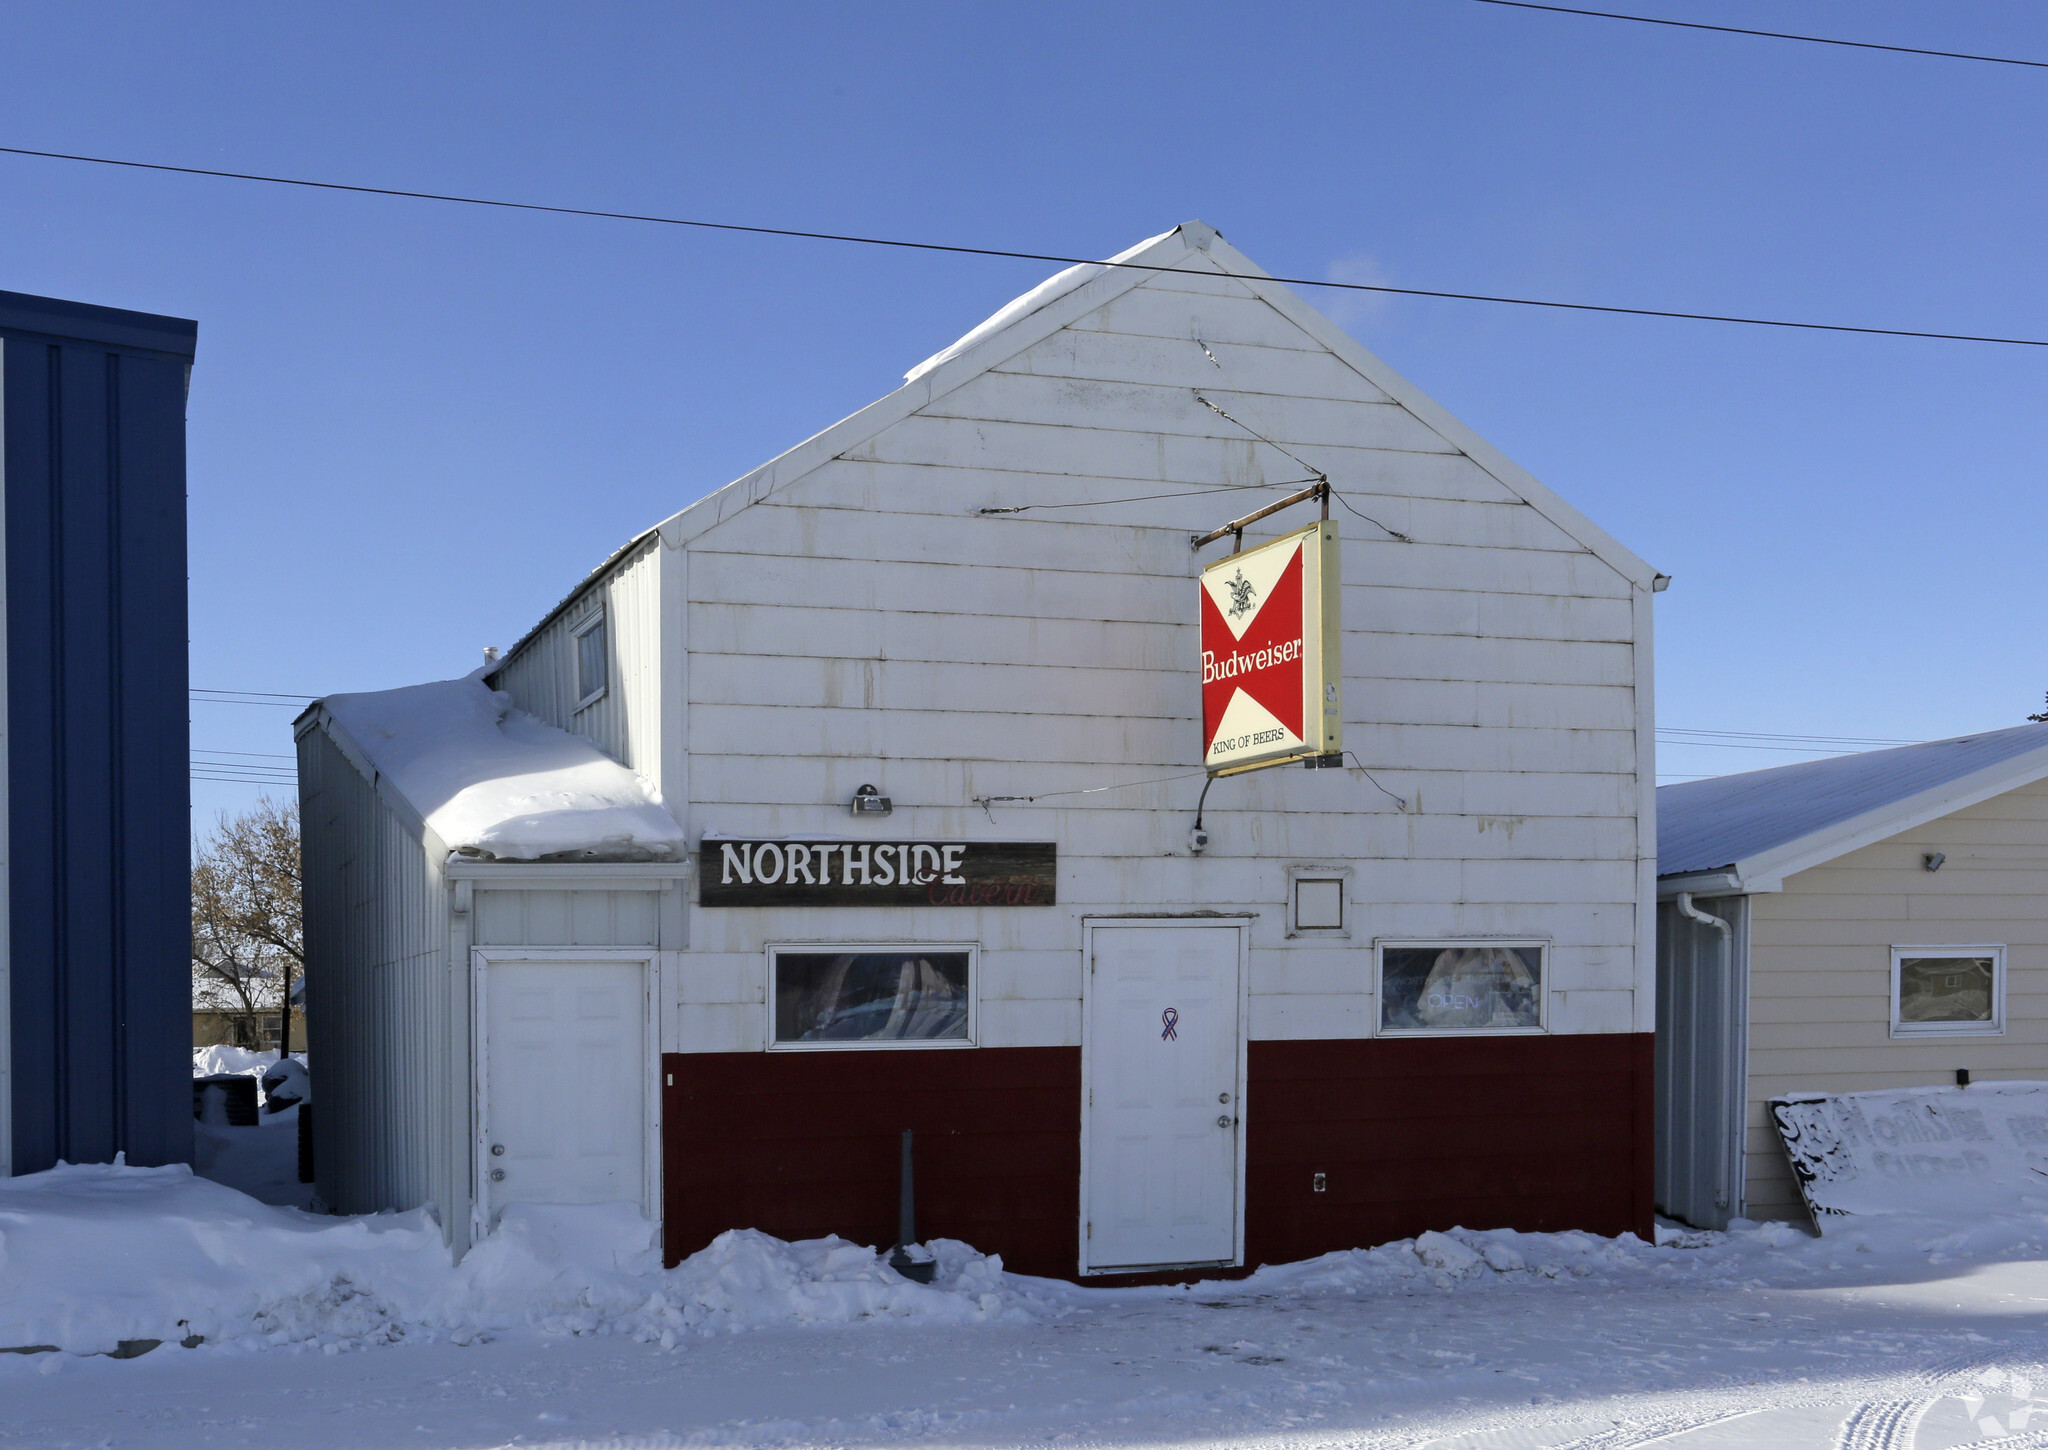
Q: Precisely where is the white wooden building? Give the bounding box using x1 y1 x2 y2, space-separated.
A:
300 221 1665 1276
1657 722 2048 1229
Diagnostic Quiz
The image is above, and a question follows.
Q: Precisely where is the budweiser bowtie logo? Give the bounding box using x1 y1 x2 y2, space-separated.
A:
1198 522 1341 773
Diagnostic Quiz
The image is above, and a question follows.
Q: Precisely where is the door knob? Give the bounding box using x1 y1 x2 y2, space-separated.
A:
490 1143 505 1157
490 1168 506 1182
1216 1115 1233 1128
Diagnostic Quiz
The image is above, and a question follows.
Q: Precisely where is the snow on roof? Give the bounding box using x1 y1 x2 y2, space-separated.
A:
1658 721 2048 881
901 226 1179 383
318 675 685 862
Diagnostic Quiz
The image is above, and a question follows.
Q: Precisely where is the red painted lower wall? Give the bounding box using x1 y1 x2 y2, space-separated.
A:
663 1047 1081 1278
663 1033 1654 1279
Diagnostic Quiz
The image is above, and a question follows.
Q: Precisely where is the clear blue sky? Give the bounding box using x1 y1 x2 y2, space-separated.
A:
0 1 2041 827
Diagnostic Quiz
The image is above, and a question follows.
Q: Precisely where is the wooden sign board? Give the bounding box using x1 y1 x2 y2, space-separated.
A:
699 840 1057 907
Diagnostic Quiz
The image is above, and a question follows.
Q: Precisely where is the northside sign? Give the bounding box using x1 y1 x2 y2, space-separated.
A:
1199 521 1342 774
699 839 1057 907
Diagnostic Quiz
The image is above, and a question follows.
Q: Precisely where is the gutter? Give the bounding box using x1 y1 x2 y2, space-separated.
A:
1656 870 1760 900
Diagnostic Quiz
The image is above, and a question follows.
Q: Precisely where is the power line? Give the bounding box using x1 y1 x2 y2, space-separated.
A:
191 687 315 707
1469 1 2048 70
1659 726 1919 747
4 144 2046 349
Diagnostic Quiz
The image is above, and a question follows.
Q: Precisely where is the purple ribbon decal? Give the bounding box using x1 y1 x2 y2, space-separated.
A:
1161 1007 1179 1041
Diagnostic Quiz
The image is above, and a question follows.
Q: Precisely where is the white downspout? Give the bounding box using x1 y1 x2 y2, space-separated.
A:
1675 892 1729 939
1675 893 1734 1214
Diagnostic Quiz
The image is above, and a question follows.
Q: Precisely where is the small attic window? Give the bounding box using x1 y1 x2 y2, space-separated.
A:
574 609 608 709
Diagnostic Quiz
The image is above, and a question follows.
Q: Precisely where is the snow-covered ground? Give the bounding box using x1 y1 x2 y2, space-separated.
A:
8 1161 2048 1448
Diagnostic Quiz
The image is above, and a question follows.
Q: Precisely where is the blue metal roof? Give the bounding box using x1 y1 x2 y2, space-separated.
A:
1658 722 2048 878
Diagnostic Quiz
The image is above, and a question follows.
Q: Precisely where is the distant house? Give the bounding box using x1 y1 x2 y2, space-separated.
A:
1655 722 2048 1229
302 221 1665 1274
0 291 195 1177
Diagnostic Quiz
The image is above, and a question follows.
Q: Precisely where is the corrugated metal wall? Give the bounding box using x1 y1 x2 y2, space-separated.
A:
2 292 196 1176
490 535 663 786
297 724 471 1247
1654 895 1749 1229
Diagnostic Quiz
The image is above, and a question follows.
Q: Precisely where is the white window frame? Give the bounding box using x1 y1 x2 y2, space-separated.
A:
1372 938 1551 1037
766 941 979 1051
1890 943 2005 1039
572 607 608 711
1285 863 1352 939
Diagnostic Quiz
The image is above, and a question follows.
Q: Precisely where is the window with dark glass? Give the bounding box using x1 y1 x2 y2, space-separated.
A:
773 949 972 1046
1379 943 1544 1033
575 611 608 706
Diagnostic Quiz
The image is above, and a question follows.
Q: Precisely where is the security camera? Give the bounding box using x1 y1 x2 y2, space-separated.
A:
1188 825 1210 854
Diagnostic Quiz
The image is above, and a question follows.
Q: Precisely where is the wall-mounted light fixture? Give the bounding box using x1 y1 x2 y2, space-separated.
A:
1924 852 1947 873
851 784 892 816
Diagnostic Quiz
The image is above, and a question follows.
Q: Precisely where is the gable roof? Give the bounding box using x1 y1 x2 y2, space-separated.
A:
1657 721 2048 892
643 219 1661 590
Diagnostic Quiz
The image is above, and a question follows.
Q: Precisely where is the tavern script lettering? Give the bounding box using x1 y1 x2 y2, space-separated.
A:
698 840 1057 907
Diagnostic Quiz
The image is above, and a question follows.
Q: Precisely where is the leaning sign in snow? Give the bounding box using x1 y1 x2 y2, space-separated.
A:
1771 1081 2048 1223
318 676 684 861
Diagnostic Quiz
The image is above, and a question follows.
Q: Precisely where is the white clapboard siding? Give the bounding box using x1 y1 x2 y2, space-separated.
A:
685 551 1633 645
684 754 1636 824
998 329 1394 400
1739 775 2048 1223
1073 287 1336 350
684 653 1634 732
923 372 1460 457
695 493 1630 597
491 535 664 785
480 254 1654 1053
794 448 1534 510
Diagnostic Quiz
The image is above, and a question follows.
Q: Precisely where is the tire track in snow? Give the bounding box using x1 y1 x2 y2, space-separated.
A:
1834 1338 2048 1450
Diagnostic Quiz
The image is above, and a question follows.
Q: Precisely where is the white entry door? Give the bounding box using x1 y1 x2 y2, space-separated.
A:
481 957 649 1220
1083 922 1244 1273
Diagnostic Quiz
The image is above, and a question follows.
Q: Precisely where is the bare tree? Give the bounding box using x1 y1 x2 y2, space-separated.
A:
192 798 303 1051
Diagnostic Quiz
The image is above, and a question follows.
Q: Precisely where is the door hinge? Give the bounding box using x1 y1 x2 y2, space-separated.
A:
1087 1088 1093 1106
1086 1220 1093 1239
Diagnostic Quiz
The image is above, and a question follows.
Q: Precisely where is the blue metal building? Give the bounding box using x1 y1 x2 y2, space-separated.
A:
0 290 196 1177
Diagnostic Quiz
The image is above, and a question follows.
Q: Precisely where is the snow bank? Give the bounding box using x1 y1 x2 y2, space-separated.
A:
193 1045 305 1079
902 227 1177 383
1770 1081 2048 1223
318 676 684 861
21 1157 2045 1362
0 1163 1049 1356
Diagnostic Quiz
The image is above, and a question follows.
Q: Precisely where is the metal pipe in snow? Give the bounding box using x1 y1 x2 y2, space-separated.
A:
898 1129 916 1248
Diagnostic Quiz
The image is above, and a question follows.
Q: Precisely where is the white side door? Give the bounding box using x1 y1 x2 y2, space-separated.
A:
1083 922 1244 1273
480 957 649 1221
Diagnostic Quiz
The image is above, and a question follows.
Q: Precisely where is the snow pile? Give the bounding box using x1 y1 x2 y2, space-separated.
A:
0 1162 440 1355
193 1045 305 1081
1220 1226 1666 1297
319 675 684 861
1771 1081 2048 1222
0 1163 1050 1357
902 226 1178 382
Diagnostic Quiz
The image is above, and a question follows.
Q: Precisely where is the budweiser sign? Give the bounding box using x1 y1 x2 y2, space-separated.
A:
1198 520 1342 774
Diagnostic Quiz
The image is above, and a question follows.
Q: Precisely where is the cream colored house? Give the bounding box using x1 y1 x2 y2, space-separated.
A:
1655 722 2048 1229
